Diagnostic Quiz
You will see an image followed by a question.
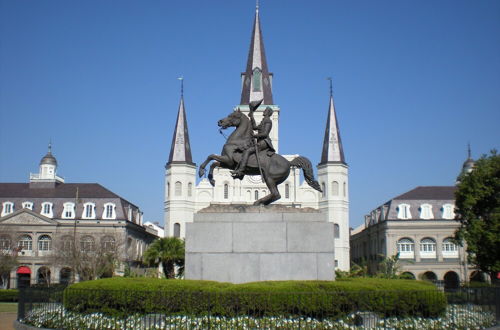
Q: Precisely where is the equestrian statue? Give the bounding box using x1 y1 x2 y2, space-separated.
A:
198 99 322 205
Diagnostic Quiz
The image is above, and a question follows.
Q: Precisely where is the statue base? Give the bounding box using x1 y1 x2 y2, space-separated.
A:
185 204 335 283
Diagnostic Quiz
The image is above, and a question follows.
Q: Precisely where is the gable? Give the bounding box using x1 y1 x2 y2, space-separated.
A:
0 209 57 225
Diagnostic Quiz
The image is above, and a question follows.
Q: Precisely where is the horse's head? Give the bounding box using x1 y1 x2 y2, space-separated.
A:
218 109 245 129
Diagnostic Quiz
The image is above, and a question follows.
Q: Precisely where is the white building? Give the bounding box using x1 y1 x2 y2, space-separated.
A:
164 6 350 271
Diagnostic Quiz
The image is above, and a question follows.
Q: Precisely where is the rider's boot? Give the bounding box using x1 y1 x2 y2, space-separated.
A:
231 150 251 177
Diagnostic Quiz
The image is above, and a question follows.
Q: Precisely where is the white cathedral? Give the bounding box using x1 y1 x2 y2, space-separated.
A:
164 6 350 271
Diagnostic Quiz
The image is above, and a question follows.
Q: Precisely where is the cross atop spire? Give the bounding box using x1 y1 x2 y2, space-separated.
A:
178 76 184 98
327 77 333 97
240 4 274 105
319 78 346 165
166 79 194 167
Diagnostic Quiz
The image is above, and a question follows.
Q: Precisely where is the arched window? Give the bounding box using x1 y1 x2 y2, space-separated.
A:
441 204 455 219
254 190 259 201
332 181 339 196
247 190 251 201
80 236 95 252
420 238 436 258
419 204 433 219
285 183 290 199
174 223 181 238
102 203 116 219
397 238 414 258
188 183 193 197
41 202 53 218
175 181 182 196
252 68 262 92
334 224 340 239
18 235 33 251
442 237 458 257
321 183 326 198
102 236 115 251
0 235 11 250
343 182 347 197
224 183 229 199
38 235 52 251
61 236 73 250
397 204 411 219
166 183 170 198
82 203 95 219
1 202 14 216
22 201 33 210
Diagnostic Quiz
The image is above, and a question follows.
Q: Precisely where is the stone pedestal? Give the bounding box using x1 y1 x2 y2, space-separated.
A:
185 204 335 283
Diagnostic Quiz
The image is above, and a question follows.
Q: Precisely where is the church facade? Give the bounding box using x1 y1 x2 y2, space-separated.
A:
164 6 350 271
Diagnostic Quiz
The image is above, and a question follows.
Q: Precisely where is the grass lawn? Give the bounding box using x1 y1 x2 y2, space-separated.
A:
0 303 17 313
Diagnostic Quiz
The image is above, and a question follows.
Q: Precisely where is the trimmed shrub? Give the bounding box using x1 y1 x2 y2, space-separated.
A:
64 278 446 319
0 289 18 302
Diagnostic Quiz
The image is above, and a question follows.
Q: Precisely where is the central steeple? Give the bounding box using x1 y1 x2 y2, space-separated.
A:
240 4 274 105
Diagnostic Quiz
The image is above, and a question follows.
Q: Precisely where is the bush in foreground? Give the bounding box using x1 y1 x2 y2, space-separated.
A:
0 289 18 302
64 278 446 319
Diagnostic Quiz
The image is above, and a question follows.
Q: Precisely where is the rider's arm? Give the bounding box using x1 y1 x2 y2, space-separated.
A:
250 114 258 130
254 120 272 138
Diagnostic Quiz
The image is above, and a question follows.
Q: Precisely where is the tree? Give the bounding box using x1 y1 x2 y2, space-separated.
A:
455 150 500 281
51 232 125 282
0 226 20 289
377 253 404 279
143 237 185 279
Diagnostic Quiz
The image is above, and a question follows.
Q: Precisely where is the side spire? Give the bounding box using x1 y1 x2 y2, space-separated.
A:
166 78 194 167
320 78 346 165
240 4 273 105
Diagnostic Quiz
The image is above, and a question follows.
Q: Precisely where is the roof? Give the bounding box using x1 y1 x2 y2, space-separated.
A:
240 6 274 105
393 186 457 200
0 183 125 200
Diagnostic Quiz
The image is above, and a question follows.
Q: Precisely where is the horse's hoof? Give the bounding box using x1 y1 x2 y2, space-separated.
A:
198 168 205 177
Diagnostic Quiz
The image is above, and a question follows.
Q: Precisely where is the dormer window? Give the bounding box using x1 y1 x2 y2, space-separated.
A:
397 204 411 219
102 203 116 219
22 202 33 210
62 202 75 219
1 202 14 217
442 204 455 219
41 202 53 218
419 204 434 219
82 203 96 219
252 68 262 92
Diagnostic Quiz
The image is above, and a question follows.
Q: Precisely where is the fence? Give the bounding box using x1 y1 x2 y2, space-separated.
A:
17 287 499 329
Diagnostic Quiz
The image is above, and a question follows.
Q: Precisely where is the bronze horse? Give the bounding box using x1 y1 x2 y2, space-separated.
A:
199 104 322 205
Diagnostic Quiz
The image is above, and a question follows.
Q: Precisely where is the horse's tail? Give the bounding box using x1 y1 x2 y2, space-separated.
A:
290 156 322 192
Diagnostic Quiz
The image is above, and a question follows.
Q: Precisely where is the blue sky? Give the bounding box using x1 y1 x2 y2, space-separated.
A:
1 0 499 228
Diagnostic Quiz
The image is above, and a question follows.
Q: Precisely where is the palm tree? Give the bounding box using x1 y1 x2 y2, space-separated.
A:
143 237 185 279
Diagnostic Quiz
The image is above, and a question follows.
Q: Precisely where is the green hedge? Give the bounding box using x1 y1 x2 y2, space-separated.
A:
0 289 18 302
64 278 446 319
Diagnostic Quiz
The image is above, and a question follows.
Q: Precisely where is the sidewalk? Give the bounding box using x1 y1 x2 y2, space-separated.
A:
0 312 16 330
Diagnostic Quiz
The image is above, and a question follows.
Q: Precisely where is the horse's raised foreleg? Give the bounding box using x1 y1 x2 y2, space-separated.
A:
199 154 232 178
207 161 221 186
254 170 281 206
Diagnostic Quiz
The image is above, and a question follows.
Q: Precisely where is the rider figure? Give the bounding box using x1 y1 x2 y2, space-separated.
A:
231 106 275 177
